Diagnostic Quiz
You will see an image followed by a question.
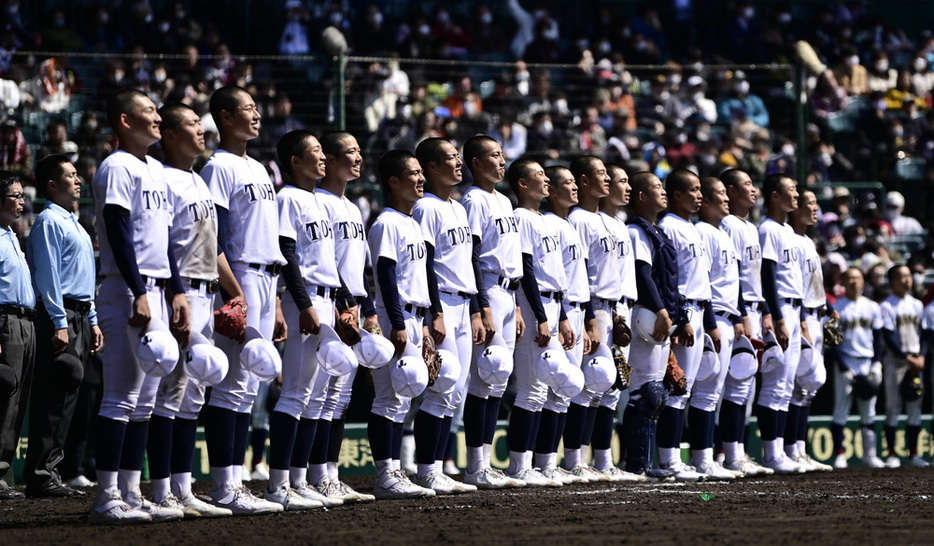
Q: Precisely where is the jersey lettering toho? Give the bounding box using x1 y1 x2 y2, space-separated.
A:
600 211 637 301
544 213 588 304
758 218 803 299
93 150 171 279
796 233 825 309
461 186 521 280
317 188 368 298
413 193 477 295
165 166 217 281
278 186 340 289
515 208 565 293
835 296 883 359
720 214 763 304
368 208 431 308
569 208 622 301
881 294 922 355
202 149 285 266
658 213 712 301
696 221 740 316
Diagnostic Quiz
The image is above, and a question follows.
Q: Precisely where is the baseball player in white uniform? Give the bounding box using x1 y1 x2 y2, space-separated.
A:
830 267 885 469
89 90 190 524
200 86 287 513
718 169 772 476
880 264 926 468
367 150 437 499
412 138 479 495
656 169 712 482
313 131 377 504
461 136 525 490
757 173 806 474
690 176 745 480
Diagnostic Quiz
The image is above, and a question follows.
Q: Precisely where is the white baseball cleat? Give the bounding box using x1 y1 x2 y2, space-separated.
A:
724 456 772 476
68 475 96 488
443 460 461 476
660 462 707 482
884 455 901 469
177 491 233 517
567 465 598 483
790 454 818 473
250 462 270 481
210 482 283 515
763 455 806 475
374 470 436 499
595 465 647 483
294 482 343 507
88 488 152 525
911 455 930 467
795 454 833 472
863 455 886 469
332 480 376 503
833 454 848 469
506 468 561 488
413 472 477 495
695 461 736 481
489 468 527 488
124 488 185 522
265 484 324 510
541 465 585 485
464 468 512 489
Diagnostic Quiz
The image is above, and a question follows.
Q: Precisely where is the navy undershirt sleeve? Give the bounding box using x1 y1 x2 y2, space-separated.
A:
216 205 231 257
166 233 185 296
426 243 443 315
873 329 885 362
279 236 313 311
583 300 595 321
635 260 664 313
471 235 490 310
559 304 567 323
103 204 146 296
520 253 548 325
376 256 405 330
882 328 907 359
736 290 747 322
703 304 717 332
762 259 782 322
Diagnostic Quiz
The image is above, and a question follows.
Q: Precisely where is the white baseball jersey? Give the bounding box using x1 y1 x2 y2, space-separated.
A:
758 218 803 299
165 167 217 281
600 211 637 301
413 193 477 295
368 207 430 308
93 150 171 279
797 233 826 309
569 208 622 300
835 296 883 359
461 186 521 280
658 213 711 301
881 294 922 355
696 221 740 316
721 214 763 304
203 149 285 266
515 208 565 293
317 188 368 298
630 223 655 266
278 186 340 288
544 212 588 304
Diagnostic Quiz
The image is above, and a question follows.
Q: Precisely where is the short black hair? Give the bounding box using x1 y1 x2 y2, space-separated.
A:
209 85 250 129
0 170 22 197
720 168 748 191
34 154 71 198
320 131 355 157
544 164 571 184
506 157 538 196
415 137 452 172
629 171 657 203
463 135 497 174
106 89 149 132
377 149 417 189
277 130 315 178
568 155 601 182
887 263 909 282
157 103 197 133
762 173 792 206
700 176 722 200
665 168 699 194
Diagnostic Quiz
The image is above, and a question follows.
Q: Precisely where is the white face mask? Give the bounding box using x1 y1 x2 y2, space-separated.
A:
373 12 383 25
480 12 492 25
848 55 860 67
736 80 750 94
875 99 887 111
658 90 670 100
436 11 449 24
692 91 705 103
555 99 568 113
598 41 611 54
915 58 927 72
782 144 795 156
419 24 430 36
464 100 477 116
676 133 687 144
778 12 791 24
576 39 589 50
158 21 170 33
913 273 924 289
540 120 553 135
876 60 889 72
819 152 833 167
669 74 681 86
743 7 754 19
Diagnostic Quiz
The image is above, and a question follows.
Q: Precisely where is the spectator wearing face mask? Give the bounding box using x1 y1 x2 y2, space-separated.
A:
508 0 559 60
717 73 769 129
834 47 868 96
867 51 898 93
680 76 717 124
468 4 505 57
910 53 934 100
885 191 924 236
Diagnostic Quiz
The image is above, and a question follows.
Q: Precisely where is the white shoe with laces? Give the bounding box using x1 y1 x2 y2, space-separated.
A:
443 460 461 476
294 481 343 507
68 475 95 488
250 462 270 481
124 488 185 522
833 453 848 469
373 470 436 499
210 482 283 516
88 488 152 525
596 465 646 483
695 460 736 481
413 472 477 494
464 467 511 489
542 465 584 485
661 462 707 482
763 454 806 475
177 491 233 518
911 455 929 467
265 484 323 510
884 455 901 468
863 455 886 469
506 468 561 488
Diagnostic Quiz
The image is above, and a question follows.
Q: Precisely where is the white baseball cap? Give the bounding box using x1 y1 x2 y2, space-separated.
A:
632 307 660 344
797 336 816 379
240 326 282 381
695 333 720 382
476 333 513 385
315 323 357 377
136 317 180 377
582 342 615 393
728 335 758 381
354 328 395 369
760 330 784 373
552 359 584 399
390 341 429 398
428 348 460 393
798 360 826 392
183 330 229 386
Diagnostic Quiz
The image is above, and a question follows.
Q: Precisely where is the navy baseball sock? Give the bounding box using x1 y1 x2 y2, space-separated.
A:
885 425 898 457
445 424 456 459
203 406 236 467
563 403 587 450
830 422 845 454
718 402 742 442
776 410 789 444
327 417 346 463
146 415 173 479
268 411 298 471
291 418 317 470
656 406 684 448
713 423 722 453
527 410 542 452
907 424 921 455
391 422 404 460
95 417 127 472
508 406 535 453
757 406 779 441
535 410 559 455
310 419 331 465
232 411 251 468
250 426 268 467
367 413 393 462
552 411 567 452
464 394 486 448
591 406 616 451
797 405 810 443
484 396 502 445
784 405 800 446
688 409 714 450
435 415 453 462
171 418 198 474
120 420 149 471
580 405 598 447
415 411 444 467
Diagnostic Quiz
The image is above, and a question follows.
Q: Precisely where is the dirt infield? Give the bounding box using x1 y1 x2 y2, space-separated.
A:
2 467 933 544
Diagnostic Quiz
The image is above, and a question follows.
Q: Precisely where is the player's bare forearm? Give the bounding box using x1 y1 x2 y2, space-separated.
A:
273 297 287 341
471 312 485 345
431 312 446 345
585 317 600 350
390 328 407 357
582 330 592 355
709 326 721 353
217 252 244 300
299 305 320 335
559 319 574 350
363 313 379 329
171 293 191 347
129 293 151 328
481 307 496 346
535 321 550 348
516 306 526 341
733 322 746 341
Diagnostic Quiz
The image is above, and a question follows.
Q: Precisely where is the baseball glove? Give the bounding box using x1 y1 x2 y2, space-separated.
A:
363 321 382 336
335 310 361 346
214 298 247 342
422 335 440 387
664 350 688 396
611 345 631 391
823 317 843 347
612 311 632 348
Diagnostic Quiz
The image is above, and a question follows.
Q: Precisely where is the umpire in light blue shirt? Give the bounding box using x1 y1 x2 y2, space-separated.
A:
23 155 103 498
0 170 35 500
